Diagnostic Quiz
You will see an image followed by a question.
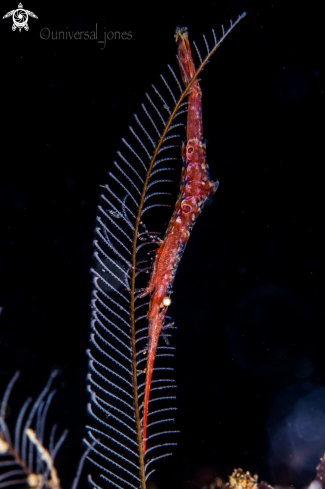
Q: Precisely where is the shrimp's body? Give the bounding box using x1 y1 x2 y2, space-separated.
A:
141 28 218 453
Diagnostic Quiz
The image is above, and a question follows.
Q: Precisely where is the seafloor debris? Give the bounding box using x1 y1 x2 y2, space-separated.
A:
311 452 325 489
222 468 273 489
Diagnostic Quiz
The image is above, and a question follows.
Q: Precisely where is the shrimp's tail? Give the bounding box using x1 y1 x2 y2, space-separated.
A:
176 26 203 142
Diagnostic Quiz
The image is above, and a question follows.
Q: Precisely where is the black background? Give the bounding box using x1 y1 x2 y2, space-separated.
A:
0 1 324 488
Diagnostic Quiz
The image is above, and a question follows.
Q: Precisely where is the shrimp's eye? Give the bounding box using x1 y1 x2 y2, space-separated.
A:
187 146 193 154
162 297 171 306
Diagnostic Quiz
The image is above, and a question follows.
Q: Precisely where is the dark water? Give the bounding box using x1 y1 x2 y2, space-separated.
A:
1 1 324 488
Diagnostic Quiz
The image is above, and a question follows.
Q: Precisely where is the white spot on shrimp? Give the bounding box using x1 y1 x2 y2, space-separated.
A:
162 297 171 306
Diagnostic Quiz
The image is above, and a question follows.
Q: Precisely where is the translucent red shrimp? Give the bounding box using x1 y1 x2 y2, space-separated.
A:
140 28 218 454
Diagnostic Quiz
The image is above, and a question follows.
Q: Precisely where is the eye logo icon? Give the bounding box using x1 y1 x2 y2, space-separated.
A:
3 3 38 32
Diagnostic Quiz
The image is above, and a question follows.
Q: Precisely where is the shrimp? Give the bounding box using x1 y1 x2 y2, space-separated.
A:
140 27 218 454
